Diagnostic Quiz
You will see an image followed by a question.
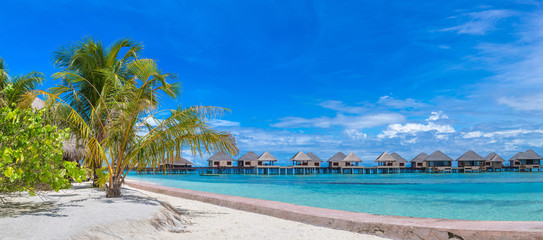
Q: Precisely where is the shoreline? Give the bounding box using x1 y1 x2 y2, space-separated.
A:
126 179 543 240
0 182 384 240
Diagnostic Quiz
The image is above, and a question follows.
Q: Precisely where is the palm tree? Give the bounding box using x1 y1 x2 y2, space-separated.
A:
0 58 44 108
47 39 238 197
50 38 143 186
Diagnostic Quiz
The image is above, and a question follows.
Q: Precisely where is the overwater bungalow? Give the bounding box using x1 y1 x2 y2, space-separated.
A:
484 152 505 171
390 153 407 168
342 152 362 167
510 150 542 171
164 156 194 168
327 152 347 168
290 151 313 167
410 153 428 171
375 152 404 173
456 150 485 172
237 151 259 167
306 152 323 167
424 150 453 173
257 151 278 167
207 151 235 167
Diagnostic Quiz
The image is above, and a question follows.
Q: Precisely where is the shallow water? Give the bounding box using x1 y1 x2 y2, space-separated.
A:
128 172 543 221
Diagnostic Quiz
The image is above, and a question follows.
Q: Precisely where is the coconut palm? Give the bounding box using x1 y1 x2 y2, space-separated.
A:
0 58 44 108
50 38 143 186
47 39 238 197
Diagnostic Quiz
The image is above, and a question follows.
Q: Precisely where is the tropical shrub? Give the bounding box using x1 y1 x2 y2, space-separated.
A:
0 107 86 196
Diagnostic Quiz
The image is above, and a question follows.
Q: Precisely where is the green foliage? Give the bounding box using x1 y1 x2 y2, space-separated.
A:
0 58 45 109
0 107 86 195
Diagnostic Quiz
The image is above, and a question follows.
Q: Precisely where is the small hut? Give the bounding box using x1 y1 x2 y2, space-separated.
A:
424 150 453 173
342 152 362 167
484 152 505 170
163 156 194 168
237 151 260 167
207 151 235 167
257 151 278 167
390 153 407 167
327 152 347 168
456 150 486 172
375 152 405 168
513 150 542 171
290 151 312 167
306 152 323 167
410 153 428 170
31 97 46 110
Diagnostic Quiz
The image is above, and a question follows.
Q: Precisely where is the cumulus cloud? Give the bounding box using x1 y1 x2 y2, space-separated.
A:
377 111 455 139
439 9 514 35
344 129 367 141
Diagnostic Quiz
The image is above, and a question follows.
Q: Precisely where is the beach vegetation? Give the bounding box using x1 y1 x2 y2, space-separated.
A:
0 58 44 109
0 107 86 198
45 38 238 197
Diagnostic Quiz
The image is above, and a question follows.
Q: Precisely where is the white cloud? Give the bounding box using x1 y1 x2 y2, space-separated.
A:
378 112 455 139
463 129 543 138
272 113 405 129
318 100 366 113
378 96 426 109
427 111 449 121
498 94 543 111
208 119 240 127
344 129 367 141
439 9 514 35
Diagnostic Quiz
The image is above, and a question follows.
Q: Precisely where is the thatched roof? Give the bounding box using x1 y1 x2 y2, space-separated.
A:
518 149 542 160
456 150 485 161
509 152 524 161
424 150 453 162
31 97 45 110
375 152 396 162
328 152 347 162
238 151 259 161
207 151 234 161
306 152 323 162
164 156 194 166
290 151 311 161
484 152 505 162
62 136 85 162
410 153 428 163
391 153 407 163
258 151 277 161
343 152 362 162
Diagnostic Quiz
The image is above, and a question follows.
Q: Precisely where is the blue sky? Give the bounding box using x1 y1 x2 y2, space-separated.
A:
2 0 543 165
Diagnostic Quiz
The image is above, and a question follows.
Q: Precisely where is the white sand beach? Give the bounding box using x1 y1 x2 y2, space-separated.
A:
0 182 386 240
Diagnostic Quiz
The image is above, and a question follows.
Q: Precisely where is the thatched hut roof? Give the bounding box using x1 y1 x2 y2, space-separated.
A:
327 152 347 162
391 153 407 163
456 150 485 162
484 152 505 162
509 152 524 161
410 153 428 163
31 97 45 110
375 152 396 162
518 149 542 160
62 136 85 162
343 152 362 162
207 151 234 161
424 150 453 162
290 151 311 161
238 151 259 161
164 156 194 166
306 152 323 162
258 151 277 162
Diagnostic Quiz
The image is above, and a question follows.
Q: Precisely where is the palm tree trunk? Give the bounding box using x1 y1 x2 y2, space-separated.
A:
106 174 122 198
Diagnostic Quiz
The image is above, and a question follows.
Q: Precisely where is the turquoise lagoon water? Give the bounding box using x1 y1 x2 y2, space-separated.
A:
128 172 543 221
